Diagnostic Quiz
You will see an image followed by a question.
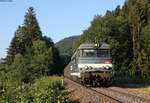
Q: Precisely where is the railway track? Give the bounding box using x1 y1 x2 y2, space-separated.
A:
92 88 150 103
64 77 150 103
110 87 150 100
64 77 121 103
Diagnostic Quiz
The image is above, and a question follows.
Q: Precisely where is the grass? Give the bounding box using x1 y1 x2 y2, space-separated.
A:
142 86 150 91
34 76 63 89
0 76 71 103
113 75 150 91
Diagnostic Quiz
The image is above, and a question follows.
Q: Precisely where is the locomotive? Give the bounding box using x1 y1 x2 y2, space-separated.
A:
64 41 113 86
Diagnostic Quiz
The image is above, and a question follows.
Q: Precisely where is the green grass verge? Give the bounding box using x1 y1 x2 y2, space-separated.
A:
0 76 71 103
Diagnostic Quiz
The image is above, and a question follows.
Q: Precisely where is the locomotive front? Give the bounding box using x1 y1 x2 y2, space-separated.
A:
70 41 113 86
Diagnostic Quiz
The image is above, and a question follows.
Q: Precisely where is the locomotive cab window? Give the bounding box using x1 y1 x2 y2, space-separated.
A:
82 50 96 57
97 49 110 57
79 49 110 57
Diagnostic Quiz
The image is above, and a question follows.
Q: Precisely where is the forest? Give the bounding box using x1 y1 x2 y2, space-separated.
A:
73 0 150 79
0 0 150 102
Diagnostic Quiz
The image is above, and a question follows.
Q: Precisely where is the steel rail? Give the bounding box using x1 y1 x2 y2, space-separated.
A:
64 77 121 103
92 87 150 103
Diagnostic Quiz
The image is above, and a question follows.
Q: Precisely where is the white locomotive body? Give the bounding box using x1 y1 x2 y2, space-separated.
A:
64 41 113 86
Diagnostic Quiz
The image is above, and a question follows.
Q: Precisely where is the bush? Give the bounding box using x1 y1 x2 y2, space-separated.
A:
0 76 71 103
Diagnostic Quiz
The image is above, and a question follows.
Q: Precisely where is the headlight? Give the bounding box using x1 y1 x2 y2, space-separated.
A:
106 66 110 69
105 65 112 70
84 65 88 70
89 66 93 69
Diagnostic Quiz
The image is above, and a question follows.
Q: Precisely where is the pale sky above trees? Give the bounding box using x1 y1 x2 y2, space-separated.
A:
0 0 125 58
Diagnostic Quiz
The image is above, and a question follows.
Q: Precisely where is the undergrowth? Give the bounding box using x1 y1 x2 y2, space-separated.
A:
0 76 71 103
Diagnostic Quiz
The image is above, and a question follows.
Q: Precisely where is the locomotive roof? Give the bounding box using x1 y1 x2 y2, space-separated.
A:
78 41 111 49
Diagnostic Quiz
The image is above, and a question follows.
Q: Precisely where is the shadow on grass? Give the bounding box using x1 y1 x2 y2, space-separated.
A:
111 75 150 89
71 100 80 103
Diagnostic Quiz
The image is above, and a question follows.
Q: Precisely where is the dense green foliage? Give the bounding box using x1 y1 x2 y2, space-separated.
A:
0 7 67 102
6 7 42 64
5 7 62 78
0 76 70 103
73 0 150 78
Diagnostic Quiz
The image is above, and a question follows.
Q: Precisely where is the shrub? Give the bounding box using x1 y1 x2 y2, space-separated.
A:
0 76 71 103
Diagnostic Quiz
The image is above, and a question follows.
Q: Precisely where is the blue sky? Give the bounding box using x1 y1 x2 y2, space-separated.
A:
0 0 125 58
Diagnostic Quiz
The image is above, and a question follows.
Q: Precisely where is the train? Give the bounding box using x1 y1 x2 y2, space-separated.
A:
64 40 113 86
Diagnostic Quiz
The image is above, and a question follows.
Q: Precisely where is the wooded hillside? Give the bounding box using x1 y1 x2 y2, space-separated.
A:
73 0 150 78
55 36 79 56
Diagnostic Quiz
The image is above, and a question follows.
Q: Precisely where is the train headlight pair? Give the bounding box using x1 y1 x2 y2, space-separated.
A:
84 65 93 70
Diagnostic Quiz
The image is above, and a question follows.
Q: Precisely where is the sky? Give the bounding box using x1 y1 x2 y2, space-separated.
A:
0 0 125 58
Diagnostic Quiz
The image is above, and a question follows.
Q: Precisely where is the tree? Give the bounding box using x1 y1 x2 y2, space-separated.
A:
51 47 62 75
72 0 150 78
42 36 54 48
23 7 42 47
6 7 43 65
129 0 148 76
26 40 54 77
6 26 25 64
11 54 31 84
140 24 150 78
73 4 135 76
5 7 63 84
114 5 121 16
